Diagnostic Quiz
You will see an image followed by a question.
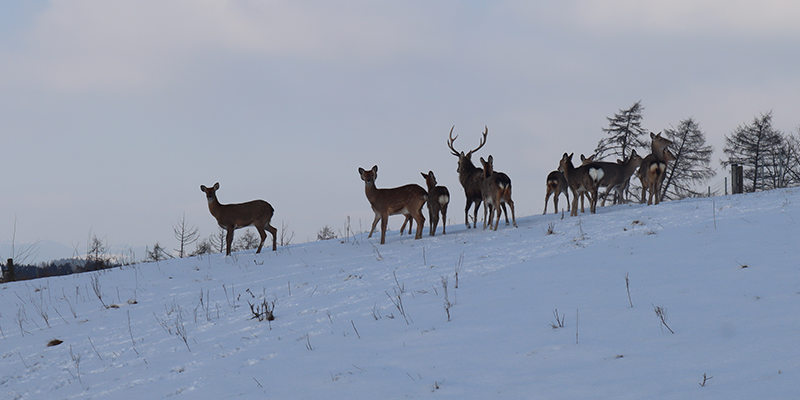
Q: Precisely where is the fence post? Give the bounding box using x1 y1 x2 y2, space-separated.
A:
5 259 14 282
731 164 744 194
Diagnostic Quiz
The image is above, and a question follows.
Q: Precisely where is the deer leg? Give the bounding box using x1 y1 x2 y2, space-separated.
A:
380 214 388 244
225 227 235 256
570 189 579 217
429 207 438 236
543 189 552 215
369 213 380 238
472 200 481 229
255 227 267 254
464 201 472 229
507 197 517 228
564 188 570 212
400 215 412 235
413 208 425 240
482 201 489 230
441 205 447 235
266 223 277 251
500 203 509 226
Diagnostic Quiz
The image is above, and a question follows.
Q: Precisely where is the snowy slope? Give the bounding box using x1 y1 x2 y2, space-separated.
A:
1 188 799 399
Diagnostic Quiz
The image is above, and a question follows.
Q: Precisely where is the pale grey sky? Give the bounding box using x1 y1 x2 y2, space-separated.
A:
2 1 799 262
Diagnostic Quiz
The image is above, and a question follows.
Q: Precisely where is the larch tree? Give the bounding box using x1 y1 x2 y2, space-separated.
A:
594 101 649 161
661 117 716 200
723 112 785 192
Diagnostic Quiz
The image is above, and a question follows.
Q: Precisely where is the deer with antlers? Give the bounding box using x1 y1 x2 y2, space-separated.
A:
638 132 674 205
479 155 517 230
421 171 449 236
448 126 506 228
200 182 277 256
358 165 427 244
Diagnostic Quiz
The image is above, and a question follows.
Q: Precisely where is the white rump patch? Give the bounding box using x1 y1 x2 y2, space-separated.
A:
589 168 604 182
439 195 450 205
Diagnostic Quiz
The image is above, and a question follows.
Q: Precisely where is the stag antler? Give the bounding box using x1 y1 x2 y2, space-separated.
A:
447 126 488 157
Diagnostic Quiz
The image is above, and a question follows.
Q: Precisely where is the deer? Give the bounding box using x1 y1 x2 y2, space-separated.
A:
447 126 504 229
199 182 277 256
638 132 674 205
594 149 644 207
421 171 450 236
479 155 517 230
358 165 427 244
559 152 605 216
640 148 676 206
546 153 595 215
543 170 570 215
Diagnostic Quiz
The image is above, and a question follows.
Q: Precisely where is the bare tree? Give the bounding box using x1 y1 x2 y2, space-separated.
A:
279 220 295 247
723 111 785 192
661 117 716 199
173 212 199 258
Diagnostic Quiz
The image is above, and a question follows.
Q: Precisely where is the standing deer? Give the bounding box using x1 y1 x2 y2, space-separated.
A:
479 155 517 230
559 153 605 216
447 125 488 229
421 171 450 236
543 170 570 215
358 165 427 244
594 149 644 206
640 148 676 205
638 132 674 205
200 182 277 256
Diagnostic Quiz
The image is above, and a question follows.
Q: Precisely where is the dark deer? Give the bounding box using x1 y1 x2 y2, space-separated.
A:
594 149 644 206
200 182 277 256
421 171 450 236
638 132 674 205
447 125 497 229
559 153 605 216
358 165 427 244
479 155 517 230
543 170 570 215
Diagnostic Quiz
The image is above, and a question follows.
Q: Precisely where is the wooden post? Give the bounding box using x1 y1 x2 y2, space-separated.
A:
731 164 744 194
5 258 14 282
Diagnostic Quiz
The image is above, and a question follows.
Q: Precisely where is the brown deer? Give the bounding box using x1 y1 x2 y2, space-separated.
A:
559 153 605 216
200 182 277 256
479 155 517 230
447 126 497 229
543 170 570 215
358 165 427 244
421 171 450 236
638 132 674 205
640 148 676 205
594 149 644 206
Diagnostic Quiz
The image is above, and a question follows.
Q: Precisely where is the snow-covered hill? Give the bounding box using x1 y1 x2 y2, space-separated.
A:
2 188 799 399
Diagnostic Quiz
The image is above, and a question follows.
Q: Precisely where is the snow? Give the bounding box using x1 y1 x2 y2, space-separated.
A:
2 188 799 399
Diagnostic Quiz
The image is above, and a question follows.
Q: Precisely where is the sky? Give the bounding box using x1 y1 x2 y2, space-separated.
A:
2 0 800 262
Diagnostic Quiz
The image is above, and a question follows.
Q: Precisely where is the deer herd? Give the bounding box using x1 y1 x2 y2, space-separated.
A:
202 128 675 254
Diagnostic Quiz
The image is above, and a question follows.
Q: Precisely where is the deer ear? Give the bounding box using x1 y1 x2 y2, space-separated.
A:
213 182 220 190
429 170 435 178
358 167 365 174
488 155 493 163
650 131 656 139
420 172 426 179
200 185 207 192
371 165 378 173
